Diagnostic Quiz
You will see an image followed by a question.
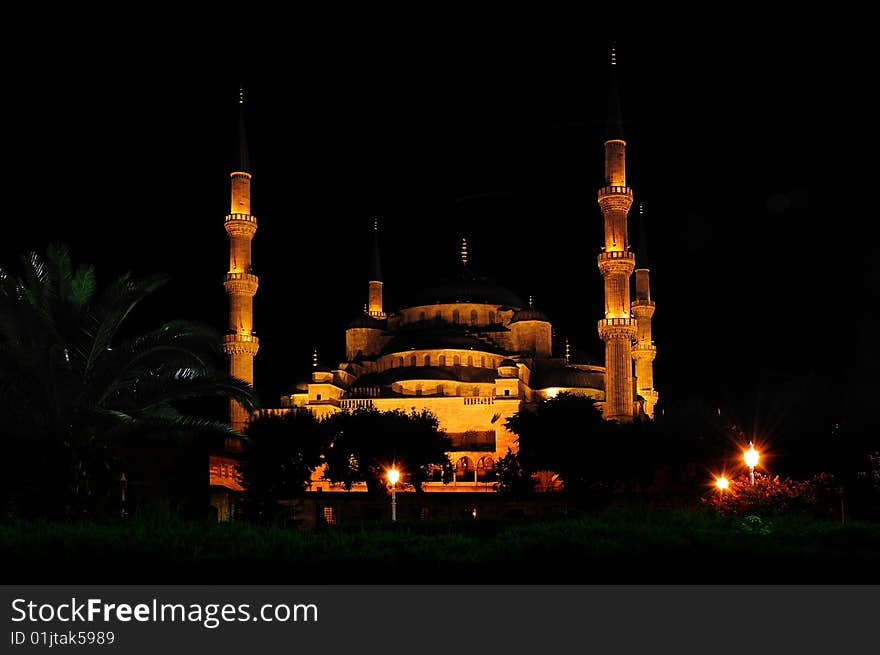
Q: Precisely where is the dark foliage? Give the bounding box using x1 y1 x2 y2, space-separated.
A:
239 410 329 521
0 244 257 519
322 408 452 494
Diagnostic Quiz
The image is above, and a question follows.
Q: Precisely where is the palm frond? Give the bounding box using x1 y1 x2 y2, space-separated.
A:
81 272 169 378
116 368 259 414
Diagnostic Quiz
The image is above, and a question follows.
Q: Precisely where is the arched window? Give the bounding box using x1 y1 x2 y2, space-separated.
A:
477 457 495 482
419 311 426 322
453 310 460 324
456 456 474 481
438 354 446 367
470 309 478 325
453 354 461 366
472 387 479 397
415 384 422 396
435 310 442 323
437 384 444 396
397 356 404 368
488 311 495 324
424 354 431 366
409 355 417 367
480 356 486 368
467 355 473 367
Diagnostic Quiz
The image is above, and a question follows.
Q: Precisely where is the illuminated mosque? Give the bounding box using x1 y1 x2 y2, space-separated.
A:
210 52 658 493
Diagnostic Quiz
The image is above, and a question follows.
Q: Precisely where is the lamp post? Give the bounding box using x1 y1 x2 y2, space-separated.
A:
744 442 760 486
387 467 400 522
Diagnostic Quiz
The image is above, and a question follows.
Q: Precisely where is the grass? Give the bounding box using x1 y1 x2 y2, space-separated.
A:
2 511 878 583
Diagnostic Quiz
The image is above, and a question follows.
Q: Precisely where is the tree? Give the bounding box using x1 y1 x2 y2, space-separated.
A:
322 408 452 494
505 393 611 490
0 243 257 519
239 410 329 521
493 448 536 495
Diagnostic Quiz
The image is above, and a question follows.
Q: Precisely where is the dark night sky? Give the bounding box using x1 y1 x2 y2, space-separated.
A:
4 29 877 441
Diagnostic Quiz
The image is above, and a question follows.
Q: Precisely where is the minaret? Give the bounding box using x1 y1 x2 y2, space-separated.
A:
222 87 259 432
597 45 637 422
367 218 385 318
632 202 658 418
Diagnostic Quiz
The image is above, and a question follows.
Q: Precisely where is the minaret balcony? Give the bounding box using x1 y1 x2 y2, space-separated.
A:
597 185 632 198
598 318 637 341
225 213 258 237
597 186 634 213
224 272 259 296
630 299 656 318
597 250 636 276
632 343 657 359
222 333 260 356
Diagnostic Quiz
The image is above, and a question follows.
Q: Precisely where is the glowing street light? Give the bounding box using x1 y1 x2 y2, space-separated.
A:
387 467 400 522
744 442 760 486
715 476 729 492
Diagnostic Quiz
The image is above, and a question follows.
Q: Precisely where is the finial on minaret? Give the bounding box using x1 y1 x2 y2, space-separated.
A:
528 295 534 309
564 337 571 364
460 237 468 269
636 201 649 266
312 347 319 369
235 85 250 173
369 217 383 282
606 43 624 140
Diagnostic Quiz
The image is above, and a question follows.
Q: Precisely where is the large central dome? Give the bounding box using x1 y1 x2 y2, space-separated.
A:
406 273 525 308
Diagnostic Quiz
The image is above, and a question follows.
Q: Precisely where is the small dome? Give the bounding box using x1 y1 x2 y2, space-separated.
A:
536 366 604 390
510 308 549 323
347 314 384 329
498 358 517 367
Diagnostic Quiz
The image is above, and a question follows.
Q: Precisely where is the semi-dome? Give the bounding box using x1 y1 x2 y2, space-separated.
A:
381 331 504 355
534 366 605 390
406 273 524 308
498 358 517 367
509 307 549 323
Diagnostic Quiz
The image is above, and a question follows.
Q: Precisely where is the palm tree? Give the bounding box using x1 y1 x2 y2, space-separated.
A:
0 243 258 518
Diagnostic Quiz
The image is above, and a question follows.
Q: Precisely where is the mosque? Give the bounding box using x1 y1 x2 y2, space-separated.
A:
209 53 658 495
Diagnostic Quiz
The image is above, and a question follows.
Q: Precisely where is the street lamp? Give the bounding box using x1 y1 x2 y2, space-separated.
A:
387 467 400 522
744 442 760 486
715 475 729 492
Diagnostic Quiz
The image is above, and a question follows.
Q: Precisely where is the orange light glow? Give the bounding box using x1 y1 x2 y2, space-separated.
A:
715 476 729 491
387 467 400 486
744 444 760 469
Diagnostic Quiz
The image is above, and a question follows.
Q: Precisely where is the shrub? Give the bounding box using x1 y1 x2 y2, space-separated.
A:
701 472 838 518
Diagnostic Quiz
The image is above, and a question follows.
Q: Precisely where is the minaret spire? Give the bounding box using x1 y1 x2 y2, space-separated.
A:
367 217 385 318
235 85 250 174
460 237 469 269
597 45 636 422
631 202 658 418
222 87 259 432
606 43 624 143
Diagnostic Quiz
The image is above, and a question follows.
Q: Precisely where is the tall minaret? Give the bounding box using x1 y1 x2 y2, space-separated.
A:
222 87 259 432
597 45 637 422
632 202 658 418
367 218 385 318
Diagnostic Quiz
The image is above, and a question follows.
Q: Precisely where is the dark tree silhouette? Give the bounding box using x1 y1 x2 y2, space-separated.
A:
322 408 452 493
0 243 257 519
239 410 329 521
